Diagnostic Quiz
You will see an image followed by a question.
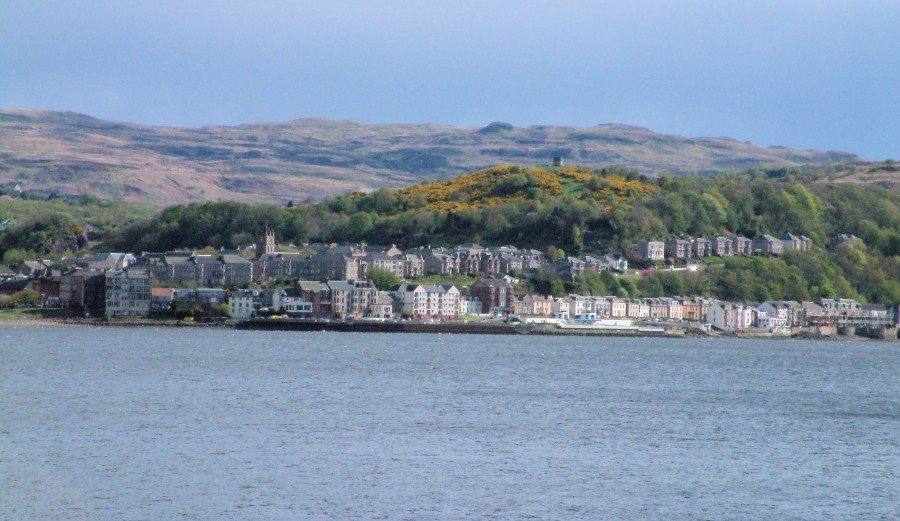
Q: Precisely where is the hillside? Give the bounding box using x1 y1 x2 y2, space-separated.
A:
386 166 655 212
0 109 861 205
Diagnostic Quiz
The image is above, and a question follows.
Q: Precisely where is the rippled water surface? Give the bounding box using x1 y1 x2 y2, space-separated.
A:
2 327 898 520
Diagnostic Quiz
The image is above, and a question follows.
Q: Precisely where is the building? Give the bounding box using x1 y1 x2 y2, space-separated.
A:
757 301 802 329
648 298 668 319
59 270 98 310
327 280 377 319
626 299 650 319
664 240 692 259
752 235 784 255
519 249 545 270
424 253 460 275
255 252 307 281
259 288 286 314
73 253 137 271
609 298 628 318
229 289 260 319
469 277 514 314
102 268 152 317
294 280 332 316
172 288 228 311
552 298 571 319
706 301 754 332
710 237 733 256
691 238 712 257
193 255 221 286
359 253 405 278
138 252 197 285
29 275 60 307
0 264 18 282
664 298 684 320
220 255 253 286
282 288 313 318
392 284 461 320
499 254 524 274
605 254 628 272
522 294 553 316
781 233 813 253
402 253 425 278
633 241 665 262
590 296 611 318
370 292 396 319
308 254 359 281
460 296 483 316
151 287 174 311
680 297 712 322
731 237 753 256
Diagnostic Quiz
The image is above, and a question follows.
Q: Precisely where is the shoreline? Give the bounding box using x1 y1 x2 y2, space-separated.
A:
1 316 895 342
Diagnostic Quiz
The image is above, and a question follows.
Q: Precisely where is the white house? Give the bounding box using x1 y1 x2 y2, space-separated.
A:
229 289 260 319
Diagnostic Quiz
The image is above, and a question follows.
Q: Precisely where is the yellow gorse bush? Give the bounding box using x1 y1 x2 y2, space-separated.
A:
393 165 655 213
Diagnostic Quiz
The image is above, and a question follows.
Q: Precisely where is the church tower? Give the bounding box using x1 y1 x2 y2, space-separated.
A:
265 228 276 255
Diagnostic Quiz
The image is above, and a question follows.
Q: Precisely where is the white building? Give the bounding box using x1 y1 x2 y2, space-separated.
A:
706 301 755 332
461 296 483 316
282 294 313 317
392 284 461 320
229 289 260 319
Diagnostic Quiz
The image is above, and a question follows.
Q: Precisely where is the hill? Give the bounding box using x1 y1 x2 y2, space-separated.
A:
0 109 861 205
388 165 656 212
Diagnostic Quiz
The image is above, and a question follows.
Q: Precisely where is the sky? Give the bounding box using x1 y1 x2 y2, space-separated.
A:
2 0 899 159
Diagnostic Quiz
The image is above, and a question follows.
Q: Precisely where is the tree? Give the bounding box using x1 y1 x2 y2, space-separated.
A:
210 303 232 318
367 267 403 291
345 213 374 240
549 279 566 297
546 246 565 262
12 289 40 307
637 274 664 297
2 248 37 265
571 225 584 255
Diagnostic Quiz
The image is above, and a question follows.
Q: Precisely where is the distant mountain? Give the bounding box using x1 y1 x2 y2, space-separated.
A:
0 109 861 205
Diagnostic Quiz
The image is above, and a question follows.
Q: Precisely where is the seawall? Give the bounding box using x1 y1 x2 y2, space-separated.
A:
234 319 682 337
235 319 521 335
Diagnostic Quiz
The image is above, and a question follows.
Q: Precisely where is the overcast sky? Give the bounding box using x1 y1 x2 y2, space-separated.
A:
2 1 899 159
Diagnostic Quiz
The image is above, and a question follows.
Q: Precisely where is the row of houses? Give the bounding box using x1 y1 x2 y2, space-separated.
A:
633 233 814 261
3 228 635 292
4 262 896 334
707 298 895 332
172 281 470 321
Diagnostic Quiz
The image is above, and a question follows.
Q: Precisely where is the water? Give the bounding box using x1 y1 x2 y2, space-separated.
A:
1 327 898 520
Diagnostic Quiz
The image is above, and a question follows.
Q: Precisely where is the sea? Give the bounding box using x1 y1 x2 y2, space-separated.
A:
1 327 898 520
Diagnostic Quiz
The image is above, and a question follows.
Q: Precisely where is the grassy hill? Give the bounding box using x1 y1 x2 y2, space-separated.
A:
0 109 862 205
